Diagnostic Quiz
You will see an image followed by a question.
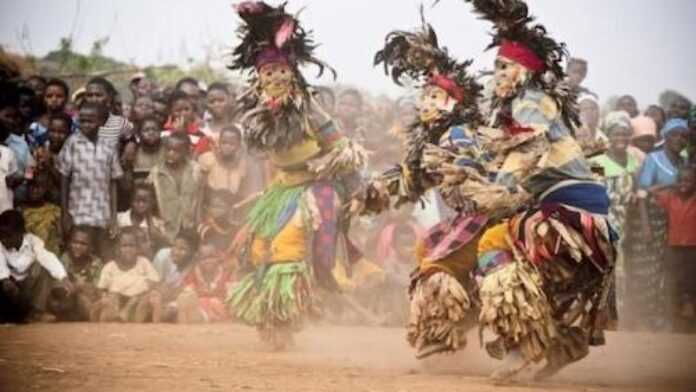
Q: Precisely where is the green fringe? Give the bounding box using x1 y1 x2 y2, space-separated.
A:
247 184 305 239
227 262 313 328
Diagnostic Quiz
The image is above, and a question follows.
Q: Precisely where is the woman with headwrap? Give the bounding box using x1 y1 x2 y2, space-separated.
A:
628 115 658 165
629 118 689 331
577 94 607 144
590 111 639 327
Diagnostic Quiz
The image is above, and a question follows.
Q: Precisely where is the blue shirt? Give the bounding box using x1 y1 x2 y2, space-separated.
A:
29 122 48 148
638 149 684 189
4 134 33 175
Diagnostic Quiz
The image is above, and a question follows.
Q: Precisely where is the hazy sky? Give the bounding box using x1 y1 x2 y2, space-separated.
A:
1 0 695 106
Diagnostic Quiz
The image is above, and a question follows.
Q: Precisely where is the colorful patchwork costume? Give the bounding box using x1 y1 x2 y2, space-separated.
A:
225 1 366 349
357 11 489 359
445 0 618 381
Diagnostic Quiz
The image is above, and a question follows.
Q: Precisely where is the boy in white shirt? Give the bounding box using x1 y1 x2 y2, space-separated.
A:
0 210 72 322
0 140 20 214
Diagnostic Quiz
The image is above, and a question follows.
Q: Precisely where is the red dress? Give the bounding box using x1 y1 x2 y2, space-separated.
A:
183 265 233 321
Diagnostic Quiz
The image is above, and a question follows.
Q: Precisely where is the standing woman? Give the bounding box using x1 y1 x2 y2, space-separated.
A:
631 119 689 330
591 111 640 327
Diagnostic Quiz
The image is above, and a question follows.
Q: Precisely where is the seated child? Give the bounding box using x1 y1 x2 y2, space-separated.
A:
21 171 62 254
51 226 104 321
92 226 161 322
0 210 71 323
177 241 233 323
117 182 168 254
152 229 198 320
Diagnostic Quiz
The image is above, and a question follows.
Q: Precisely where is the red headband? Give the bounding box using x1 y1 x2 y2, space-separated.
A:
430 74 465 103
498 40 545 73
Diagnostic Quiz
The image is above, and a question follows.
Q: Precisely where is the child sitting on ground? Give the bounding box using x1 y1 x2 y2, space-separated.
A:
152 229 198 321
51 226 104 321
21 171 62 254
117 182 168 254
0 210 71 323
92 226 161 322
177 241 233 323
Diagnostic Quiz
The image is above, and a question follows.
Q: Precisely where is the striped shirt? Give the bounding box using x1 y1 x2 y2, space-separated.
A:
99 114 133 148
495 89 595 196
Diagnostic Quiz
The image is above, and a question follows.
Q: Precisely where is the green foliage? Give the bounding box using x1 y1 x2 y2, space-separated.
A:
144 63 235 87
37 36 237 97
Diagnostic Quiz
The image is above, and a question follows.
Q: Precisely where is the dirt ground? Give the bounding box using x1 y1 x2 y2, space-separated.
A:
0 323 694 392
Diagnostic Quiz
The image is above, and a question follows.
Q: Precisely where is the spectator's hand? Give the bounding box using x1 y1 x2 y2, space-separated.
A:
1 279 19 298
172 114 187 132
34 147 50 169
121 142 137 170
60 278 74 296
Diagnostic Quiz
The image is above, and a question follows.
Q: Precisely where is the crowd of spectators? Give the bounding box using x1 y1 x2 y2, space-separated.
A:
0 57 694 332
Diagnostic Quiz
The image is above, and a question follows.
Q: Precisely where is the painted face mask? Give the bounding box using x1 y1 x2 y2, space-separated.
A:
259 62 294 101
493 57 529 99
419 84 456 124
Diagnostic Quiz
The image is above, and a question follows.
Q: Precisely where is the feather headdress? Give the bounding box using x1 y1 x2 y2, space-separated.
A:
230 2 337 152
447 0 579 128
371 9 485 208
374 7 483 128
230 1 336 85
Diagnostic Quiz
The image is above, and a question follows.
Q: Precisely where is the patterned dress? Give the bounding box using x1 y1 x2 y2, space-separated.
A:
227 102 365 344
629 149 686 330
591 153 640 323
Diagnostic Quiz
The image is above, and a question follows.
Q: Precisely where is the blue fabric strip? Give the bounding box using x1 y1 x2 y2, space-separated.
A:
475 250 513 277
541 182 610 215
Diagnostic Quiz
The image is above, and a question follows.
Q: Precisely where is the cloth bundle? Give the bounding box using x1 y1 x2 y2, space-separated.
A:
407 272 475 358
477 259 557 362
